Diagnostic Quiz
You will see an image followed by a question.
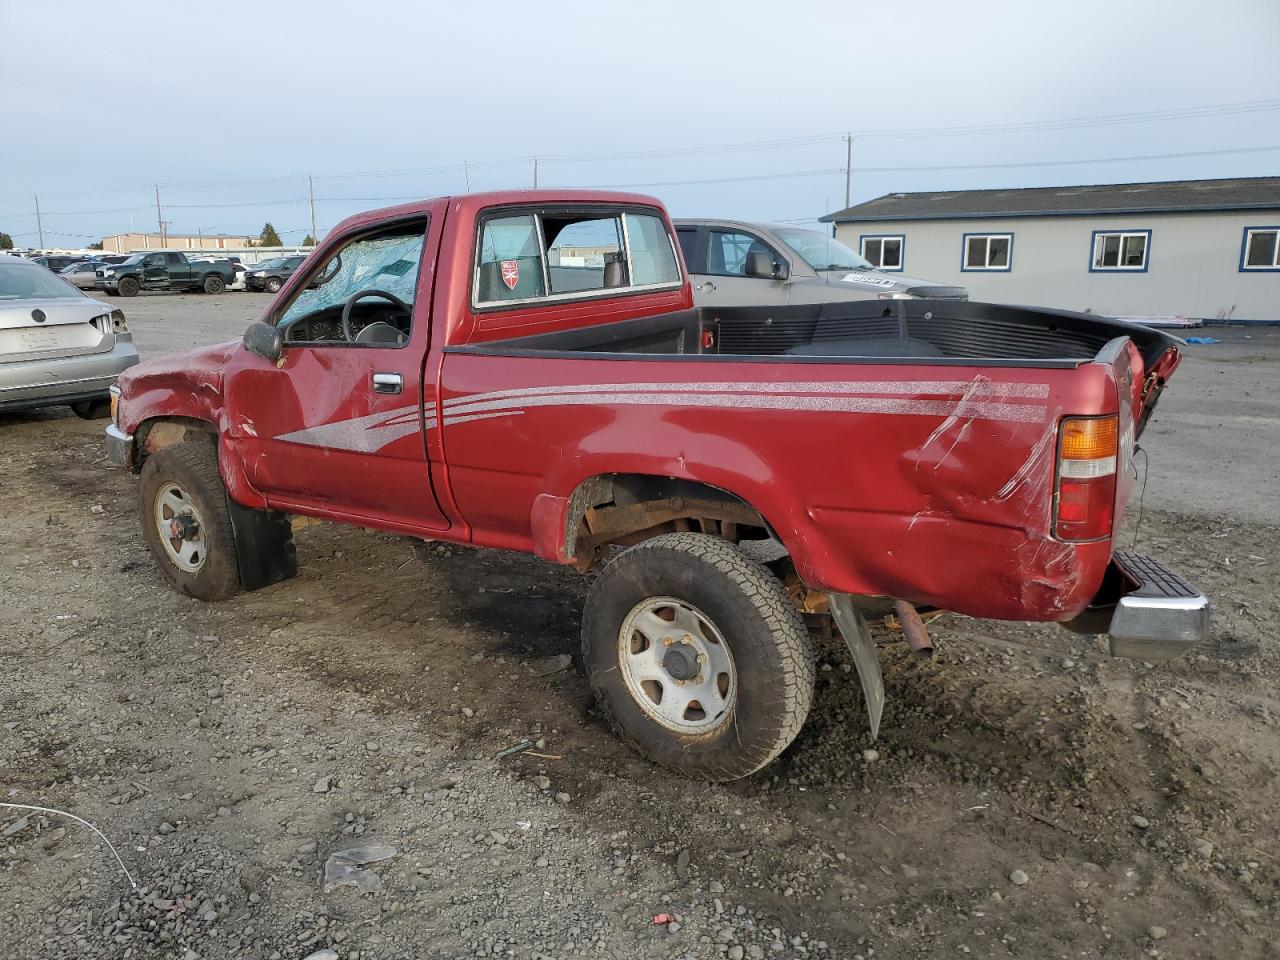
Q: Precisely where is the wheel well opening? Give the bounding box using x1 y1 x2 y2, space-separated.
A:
564 474 774 571
134 417 217 472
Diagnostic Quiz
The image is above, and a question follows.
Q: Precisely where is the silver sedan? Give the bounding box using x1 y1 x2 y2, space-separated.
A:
0 254 140 418
59 260 107 290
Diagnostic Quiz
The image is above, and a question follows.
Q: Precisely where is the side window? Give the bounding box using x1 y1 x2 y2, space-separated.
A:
474 207 682 307
277 222 426 346
676 227 700 270
859 235 904 271
476 214 547 302
166 253 184 265
144 254 164 268
626 213 680 286
707 230 774 277
545 216 623 294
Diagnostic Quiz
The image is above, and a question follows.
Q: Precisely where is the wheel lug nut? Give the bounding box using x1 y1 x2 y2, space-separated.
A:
693 674 704 684
663 637 673 646
696 653 707 664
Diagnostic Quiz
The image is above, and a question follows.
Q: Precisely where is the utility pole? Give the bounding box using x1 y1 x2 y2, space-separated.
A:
154 185 163 246
843 133 852 209
532 157 539 188
308 174 317 245
463 160 471 192
34 194 44 248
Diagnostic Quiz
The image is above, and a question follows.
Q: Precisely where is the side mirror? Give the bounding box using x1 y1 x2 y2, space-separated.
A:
745 250 778 280
774 260 790 281
243 321 283 363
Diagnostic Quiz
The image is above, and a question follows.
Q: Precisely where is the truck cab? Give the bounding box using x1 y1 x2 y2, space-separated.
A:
674 218 967 307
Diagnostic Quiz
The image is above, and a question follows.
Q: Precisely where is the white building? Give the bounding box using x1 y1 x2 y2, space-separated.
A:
822 176 1280 324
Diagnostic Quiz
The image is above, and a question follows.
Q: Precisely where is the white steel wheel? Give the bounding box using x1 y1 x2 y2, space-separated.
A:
152 481 207 574
618 596 736 734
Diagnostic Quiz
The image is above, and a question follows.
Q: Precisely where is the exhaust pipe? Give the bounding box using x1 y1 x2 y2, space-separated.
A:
892 600 934 659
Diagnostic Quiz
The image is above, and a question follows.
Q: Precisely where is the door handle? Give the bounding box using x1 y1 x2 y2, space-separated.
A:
372 372 402 395
697 280 716 292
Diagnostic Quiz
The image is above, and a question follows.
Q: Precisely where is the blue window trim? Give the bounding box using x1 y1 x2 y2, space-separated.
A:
960 232 1013 273
1238 225 1280 272
857 233 905 272
1088 228 1152 273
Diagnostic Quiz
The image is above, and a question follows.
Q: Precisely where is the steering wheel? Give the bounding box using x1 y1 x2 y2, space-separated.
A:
340 289 410 342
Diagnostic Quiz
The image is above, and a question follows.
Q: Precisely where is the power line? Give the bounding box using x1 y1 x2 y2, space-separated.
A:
6 97 1278 204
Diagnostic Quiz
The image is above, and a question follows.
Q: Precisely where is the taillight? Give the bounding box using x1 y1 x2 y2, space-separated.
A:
1054 416 1118 541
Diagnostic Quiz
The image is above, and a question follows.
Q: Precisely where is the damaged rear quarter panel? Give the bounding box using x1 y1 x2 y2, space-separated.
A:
440 353 1120 622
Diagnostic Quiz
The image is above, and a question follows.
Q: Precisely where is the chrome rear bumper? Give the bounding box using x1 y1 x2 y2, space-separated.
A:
1064 552 1210 660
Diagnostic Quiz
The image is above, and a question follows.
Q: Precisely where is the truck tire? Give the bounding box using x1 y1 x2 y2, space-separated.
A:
581 532 815 781
203 274 225 294
138 440 241 602
118 276 140 297
265 277 283 294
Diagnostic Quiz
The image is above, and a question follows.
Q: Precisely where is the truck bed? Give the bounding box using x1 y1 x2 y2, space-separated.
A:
453 299 1179 371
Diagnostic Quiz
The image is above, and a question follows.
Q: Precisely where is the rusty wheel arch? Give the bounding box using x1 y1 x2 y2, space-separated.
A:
132 417 218 473
563 473 773 572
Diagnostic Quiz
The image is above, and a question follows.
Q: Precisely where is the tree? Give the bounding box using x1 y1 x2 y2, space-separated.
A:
302 234 316 247
0 232 13 250
257 222 282 247
88 241 103 250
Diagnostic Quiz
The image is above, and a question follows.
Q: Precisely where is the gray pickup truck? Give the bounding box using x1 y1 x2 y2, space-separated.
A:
674 218 967 307
96 251 238 297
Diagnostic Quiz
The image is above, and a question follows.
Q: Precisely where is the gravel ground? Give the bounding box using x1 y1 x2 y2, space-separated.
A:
1 293 1277 960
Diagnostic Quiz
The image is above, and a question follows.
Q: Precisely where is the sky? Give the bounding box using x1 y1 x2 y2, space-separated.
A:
2 0 1278 249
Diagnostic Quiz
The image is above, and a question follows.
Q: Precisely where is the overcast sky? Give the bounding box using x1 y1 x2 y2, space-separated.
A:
2 0 1278 248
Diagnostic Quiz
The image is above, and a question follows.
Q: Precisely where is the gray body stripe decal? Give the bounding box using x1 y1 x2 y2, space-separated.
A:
272 379 1051 452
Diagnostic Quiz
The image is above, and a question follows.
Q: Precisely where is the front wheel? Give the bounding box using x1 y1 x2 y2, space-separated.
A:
265 277 282 294
581 532 815 781
138 440 241 601
118 276 140 297
203 274 225 294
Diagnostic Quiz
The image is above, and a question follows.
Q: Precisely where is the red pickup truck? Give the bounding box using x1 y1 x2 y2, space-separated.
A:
105 189 1208 780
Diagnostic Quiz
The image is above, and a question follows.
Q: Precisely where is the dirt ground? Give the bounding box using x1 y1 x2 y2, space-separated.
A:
1 293 1277 960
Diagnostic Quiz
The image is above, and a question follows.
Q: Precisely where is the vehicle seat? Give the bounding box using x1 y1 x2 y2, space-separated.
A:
477 257 545 301
603 259 626 288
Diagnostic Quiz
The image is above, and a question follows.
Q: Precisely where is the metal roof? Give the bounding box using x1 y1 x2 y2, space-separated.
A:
821 176 1280 223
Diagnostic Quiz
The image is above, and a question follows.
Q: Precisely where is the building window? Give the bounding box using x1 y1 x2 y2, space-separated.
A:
1091 229 1150 272
1241 227 1280 271
961 233 1012 272
859 235 904 271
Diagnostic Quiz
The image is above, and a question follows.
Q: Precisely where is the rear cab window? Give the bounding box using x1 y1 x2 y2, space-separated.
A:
473 206 681 310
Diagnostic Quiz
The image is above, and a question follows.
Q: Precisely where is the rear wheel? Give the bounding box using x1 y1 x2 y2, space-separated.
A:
265 277 282 294
118 276 140 297
138 441 241 601
581 532 815 781
203 274 225 294
71 397 111 419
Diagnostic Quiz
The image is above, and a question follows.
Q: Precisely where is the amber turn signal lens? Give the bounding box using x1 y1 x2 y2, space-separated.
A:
1059 416 1118 461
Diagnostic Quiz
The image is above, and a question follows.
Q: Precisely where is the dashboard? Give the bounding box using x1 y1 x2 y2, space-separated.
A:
283 304 411 344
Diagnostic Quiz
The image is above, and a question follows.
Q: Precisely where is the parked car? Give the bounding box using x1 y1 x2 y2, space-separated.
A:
96 254 132 265
59 260 106 290
0 253 138 417
673 219 967 307
33 254 95 273
105 189 1204 782
246 255 307 293
95 251 238 296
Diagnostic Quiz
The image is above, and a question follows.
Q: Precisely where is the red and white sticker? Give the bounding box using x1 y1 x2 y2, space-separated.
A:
500 260 520 290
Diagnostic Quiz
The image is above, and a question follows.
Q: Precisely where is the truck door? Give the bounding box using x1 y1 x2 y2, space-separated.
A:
221 207 449 532
166 252 188 286
695 228 789 307
142 253 167 288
